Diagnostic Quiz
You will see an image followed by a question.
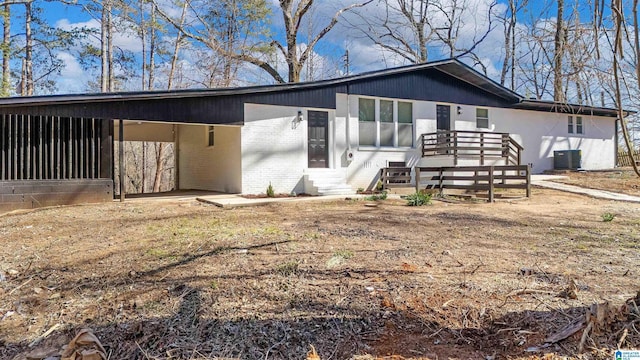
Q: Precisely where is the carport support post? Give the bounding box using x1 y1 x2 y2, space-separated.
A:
119 119 125 202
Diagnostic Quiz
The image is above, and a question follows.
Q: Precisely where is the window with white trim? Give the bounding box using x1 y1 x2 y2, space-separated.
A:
358 97 414 147
576 116 583 134
207 126 215 146
358 98 376 146
476 108 489 129
568 116 583 134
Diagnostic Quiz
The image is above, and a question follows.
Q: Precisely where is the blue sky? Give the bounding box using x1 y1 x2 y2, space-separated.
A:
6 0 603 95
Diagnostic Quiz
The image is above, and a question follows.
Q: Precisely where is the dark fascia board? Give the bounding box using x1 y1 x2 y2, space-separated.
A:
514 99 632 118
0 58 625 118
0 59 521 108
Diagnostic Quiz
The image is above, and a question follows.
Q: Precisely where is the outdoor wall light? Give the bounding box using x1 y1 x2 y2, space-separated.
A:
297 110 304 122
457 106 462 115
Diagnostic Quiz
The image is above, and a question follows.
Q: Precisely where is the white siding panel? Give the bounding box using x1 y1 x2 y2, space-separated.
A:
335 93 616 190
178 124 241 193
241 103 309 195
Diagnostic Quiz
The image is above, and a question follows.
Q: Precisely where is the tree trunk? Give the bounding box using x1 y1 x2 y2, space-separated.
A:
107 1 113 91
24 0 33 96
152 142 165 193
101 1 108 92
148 3 156 90
612 0 640 177
1 3 10 96
553 0 565 102
140 0 146 90
167 1 187 90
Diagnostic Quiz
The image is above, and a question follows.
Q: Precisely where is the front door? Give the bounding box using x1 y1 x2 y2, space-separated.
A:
436 105 451 154
436 105 451 131
308 110 329 168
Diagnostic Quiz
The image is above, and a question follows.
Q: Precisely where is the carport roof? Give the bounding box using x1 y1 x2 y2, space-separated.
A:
0 58 624 122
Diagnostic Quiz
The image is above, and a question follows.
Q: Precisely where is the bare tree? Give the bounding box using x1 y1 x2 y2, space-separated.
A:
157 0 370 84
611 0 640 176
553 0 565 102
1 3 10 96
499 0 527 89
348 0 495 69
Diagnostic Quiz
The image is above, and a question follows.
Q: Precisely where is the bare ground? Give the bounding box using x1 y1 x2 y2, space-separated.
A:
551 168 640 196
0 186 639 360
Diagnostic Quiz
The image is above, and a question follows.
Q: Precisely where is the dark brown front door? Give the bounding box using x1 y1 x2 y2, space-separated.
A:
436 105 451 154
308 110 329 168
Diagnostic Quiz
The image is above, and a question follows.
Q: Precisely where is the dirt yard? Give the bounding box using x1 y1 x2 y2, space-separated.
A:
0 187 639 360
552 168 640 196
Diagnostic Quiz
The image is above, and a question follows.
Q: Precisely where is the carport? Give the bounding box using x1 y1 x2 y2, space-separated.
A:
0 88 246 212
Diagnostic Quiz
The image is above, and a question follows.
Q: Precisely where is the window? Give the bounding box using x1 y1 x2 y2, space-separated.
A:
207 126 215 146
398 102 413 147
358 98 376 146
476 108 489 129
380 100 394 146
358 97 414 148
576 116 583 134
568 116 583 134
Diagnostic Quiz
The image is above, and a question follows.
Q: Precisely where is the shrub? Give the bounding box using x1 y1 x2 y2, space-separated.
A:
405 191 432 206
602 212 615 222
266 182 275 197
357 187 365 194
276 261 299 276
365 190 388 201
375 179 384 191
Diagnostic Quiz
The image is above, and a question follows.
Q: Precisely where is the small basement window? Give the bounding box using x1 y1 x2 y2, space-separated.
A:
207 126 215 147
476 108 489 129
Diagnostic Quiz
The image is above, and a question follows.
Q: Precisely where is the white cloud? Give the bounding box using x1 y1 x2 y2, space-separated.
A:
56 17 142 53
54 51 90 93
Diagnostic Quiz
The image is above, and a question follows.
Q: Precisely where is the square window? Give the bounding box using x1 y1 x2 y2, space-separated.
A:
476 108 489 129
568 116 574 134
207 126 215 147
576 116 583 134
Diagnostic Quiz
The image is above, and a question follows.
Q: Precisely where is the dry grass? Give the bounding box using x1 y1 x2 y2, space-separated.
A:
552 168 640 196
0 187 639 359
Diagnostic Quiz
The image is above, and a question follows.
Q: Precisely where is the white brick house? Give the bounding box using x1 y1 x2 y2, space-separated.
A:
0 59 624 209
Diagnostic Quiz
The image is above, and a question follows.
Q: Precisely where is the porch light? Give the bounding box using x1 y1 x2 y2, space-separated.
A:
297 110 304 122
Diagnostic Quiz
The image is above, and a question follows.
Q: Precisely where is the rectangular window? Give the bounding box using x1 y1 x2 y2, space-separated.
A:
358 97 413 148
358 98 376 146
476 108 489 129
576 116 583 134
207 126 215 147
380 100 394 146
568 116 574 134
398 102 413 147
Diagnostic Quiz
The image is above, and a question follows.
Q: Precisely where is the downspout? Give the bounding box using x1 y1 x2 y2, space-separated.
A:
615 117 619 167
346 83 351 155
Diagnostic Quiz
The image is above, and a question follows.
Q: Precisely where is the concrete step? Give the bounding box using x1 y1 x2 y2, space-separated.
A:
317 187 355 196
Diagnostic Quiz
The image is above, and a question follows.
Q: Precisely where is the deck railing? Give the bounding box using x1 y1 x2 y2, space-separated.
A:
421 130 523 166
380 166 412 188
416 165 531 202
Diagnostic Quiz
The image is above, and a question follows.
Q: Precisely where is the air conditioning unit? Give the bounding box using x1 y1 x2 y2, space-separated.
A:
554 150 582 170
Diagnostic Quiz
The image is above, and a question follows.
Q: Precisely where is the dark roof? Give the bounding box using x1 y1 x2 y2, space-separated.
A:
0 59 623 121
